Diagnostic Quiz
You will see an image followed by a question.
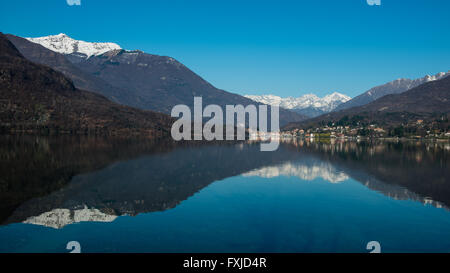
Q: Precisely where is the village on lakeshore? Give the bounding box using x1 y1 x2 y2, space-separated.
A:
279 119 450 140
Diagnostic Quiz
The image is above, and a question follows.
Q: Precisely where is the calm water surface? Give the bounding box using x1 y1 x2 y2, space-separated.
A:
0 136 449 253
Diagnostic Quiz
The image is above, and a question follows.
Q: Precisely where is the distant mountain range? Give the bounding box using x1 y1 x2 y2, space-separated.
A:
0 33 172 136
8 33 306 126
284 74 450 130
247 71 449 119
335 72 450 111
245 92 351 117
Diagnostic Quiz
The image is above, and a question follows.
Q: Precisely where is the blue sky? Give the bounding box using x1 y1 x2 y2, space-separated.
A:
1 0 449 98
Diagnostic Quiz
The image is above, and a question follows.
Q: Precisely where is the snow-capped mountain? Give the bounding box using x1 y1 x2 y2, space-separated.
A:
335 71 450 111
26 33 121 58
245 92 351 117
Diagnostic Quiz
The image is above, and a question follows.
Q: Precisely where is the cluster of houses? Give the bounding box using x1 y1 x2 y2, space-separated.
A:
281 125 386 139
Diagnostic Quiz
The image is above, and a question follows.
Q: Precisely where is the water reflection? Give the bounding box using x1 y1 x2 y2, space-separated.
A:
278 138 449 210
23 207 117 229
0 136 449 231
0 136 301 228
0 135 180 226
243 161 349 183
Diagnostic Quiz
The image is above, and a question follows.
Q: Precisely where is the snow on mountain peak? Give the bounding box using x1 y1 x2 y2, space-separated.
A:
422 71 450 82
25 33 122 58
245 92 351 112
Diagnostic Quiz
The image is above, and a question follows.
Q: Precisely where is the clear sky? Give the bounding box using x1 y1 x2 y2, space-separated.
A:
1 0 449 98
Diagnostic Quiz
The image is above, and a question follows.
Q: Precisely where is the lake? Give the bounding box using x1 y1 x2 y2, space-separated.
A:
0 136 449 253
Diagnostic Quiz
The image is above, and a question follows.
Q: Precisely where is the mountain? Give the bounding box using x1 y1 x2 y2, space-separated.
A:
245 92 351 117
335 72 450 111
0 33 172 136
6 34 140 107
15 33 306 125
284 75 450 130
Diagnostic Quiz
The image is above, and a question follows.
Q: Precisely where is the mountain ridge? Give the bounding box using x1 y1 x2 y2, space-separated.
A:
283 75 450 131
335 71 450 111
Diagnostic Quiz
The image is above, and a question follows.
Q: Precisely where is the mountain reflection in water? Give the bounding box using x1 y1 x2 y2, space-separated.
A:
0 136 301 227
